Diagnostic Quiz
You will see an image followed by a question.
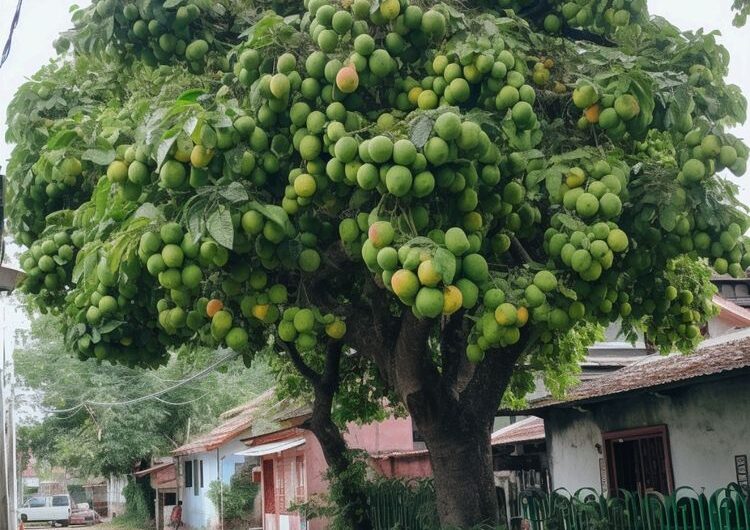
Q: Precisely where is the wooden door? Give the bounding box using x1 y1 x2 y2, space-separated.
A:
263 459 276 514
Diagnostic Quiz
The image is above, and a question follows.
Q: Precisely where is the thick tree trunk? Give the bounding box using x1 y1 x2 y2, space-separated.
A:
411 402 498 527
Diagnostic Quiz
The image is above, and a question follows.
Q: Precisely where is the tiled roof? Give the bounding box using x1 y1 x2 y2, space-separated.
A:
491 416 545 445
515 331 750 414
172 389 276 456
370 448 430 459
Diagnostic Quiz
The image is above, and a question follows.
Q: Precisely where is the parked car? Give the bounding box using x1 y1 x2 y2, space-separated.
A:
70 503 101 526
19 494 71 526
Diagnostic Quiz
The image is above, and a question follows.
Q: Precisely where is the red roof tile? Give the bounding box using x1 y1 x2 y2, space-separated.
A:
491 416 545 445
172 389 275 456
517 332 750 414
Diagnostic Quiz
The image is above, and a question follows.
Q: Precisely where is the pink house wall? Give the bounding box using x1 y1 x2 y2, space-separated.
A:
343 416 416 454
259 416 425 530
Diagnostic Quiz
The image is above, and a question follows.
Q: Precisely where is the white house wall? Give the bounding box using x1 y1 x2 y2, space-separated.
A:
179 438 252 530
546 374 750 493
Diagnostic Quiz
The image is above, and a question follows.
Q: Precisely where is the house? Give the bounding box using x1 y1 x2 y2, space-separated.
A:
0 263 22 292
133 459 178 530
490 417 547 526
506 329 750 496
236 407 426 530
20 457 39 493
172 389 280 529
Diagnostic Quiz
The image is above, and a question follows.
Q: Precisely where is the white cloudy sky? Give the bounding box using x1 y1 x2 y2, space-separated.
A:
0 0 749 328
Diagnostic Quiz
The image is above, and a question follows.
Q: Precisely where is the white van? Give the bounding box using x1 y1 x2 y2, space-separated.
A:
19 494 71 526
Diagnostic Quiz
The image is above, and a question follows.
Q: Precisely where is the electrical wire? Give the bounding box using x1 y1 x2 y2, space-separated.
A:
39 350 239 415
0 0 24 70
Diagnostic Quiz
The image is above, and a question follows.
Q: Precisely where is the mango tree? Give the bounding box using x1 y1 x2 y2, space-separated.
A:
5 0 749 527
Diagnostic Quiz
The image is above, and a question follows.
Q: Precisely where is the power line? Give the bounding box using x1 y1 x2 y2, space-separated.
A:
40 350 240 415
0 0 24 70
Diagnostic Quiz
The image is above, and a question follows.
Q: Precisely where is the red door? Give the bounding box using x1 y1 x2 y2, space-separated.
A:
263 459 276 514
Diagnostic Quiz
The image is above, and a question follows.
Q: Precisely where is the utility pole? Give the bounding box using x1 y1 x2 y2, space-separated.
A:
1 300 19 530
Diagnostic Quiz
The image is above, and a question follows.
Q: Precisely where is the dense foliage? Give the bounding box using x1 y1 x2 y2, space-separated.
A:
15 313 273 478
7 0 747 383
5 0 749 526
207 465 260 523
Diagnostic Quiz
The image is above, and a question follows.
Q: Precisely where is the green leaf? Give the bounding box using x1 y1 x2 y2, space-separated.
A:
132 203 161 221
81 148 115 166
98 320 124 334
544 168 563 199
433 247 457 285
207 206 234 249
47 130 78 150
248 201 293 236
219 182 249 203
558 285 578 301
556 214 587 232
176 89 206 103
410 115 434 149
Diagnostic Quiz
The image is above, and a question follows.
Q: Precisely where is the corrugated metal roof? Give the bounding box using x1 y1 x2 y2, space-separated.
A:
713 295 750 325
515 331 750 414
491 417 545 446
172 389 276 456
133 462 174 477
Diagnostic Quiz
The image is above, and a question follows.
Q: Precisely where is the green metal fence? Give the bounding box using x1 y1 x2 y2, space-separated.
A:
521 484 750 530
367 478 439 530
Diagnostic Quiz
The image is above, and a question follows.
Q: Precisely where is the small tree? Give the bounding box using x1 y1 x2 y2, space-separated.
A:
207 465 260 525
6 0 748 527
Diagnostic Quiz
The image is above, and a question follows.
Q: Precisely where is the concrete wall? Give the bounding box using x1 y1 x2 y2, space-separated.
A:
343 416 415 454
179 438 251 530
107 475 127 517
545 373 750 493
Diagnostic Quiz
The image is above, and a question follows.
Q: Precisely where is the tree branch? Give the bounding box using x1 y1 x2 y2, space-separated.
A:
459 338 527 424
563 27 616 47
511 236 535 264
321 340 343 391
277 339 322 386
440 311 469 396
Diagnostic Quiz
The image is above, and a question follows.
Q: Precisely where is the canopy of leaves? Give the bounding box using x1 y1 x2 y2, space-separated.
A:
5 0 749 421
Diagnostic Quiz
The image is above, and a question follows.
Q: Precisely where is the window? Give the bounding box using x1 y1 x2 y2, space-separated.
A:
164 492 177 506
295 456 306 503
603 425 674 495
27 497 46 508
199 460 204 488
193 460 200 496
52 496 69 507
184 460 193 488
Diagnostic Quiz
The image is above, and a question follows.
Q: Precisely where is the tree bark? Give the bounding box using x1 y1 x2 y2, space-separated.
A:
346 305 526 529
424 418 498 527
281 340 373 530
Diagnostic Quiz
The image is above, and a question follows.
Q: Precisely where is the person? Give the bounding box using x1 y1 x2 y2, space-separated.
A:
169 500 183 529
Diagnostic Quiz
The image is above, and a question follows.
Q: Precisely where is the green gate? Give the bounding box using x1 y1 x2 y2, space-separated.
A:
367 478 438 530
521 484 750 530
